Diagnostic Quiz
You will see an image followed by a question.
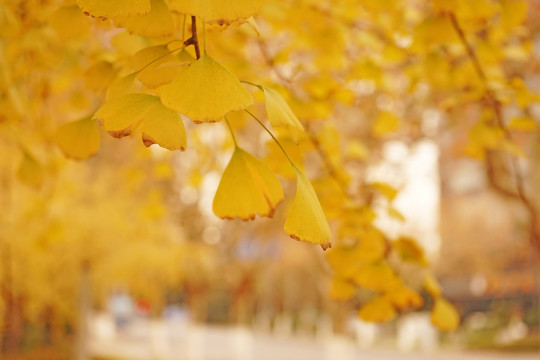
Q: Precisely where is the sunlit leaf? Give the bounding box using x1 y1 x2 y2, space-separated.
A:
424 272 442 298
394 237 428 266
130 45 190 88
385 284 423 310
329 277 356 301
106 73 137 101
431 298 460 332
262 86 304 142
84 61 117 92
284 167 332 250
213 147 283 220
55 117 100 160
161 54 253 123
94 94 187 151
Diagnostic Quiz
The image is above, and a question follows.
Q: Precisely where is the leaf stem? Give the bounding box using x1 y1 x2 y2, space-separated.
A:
240 80 262 89
203 22 207 54
191 16 201 59
136 45 184 73
245 110 295 169
225 117 237 147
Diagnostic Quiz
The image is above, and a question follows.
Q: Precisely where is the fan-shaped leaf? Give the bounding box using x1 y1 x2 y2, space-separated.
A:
262 86 304 142
284 167 332 250
161 54 253 122
213 147 283 220
115 0 175 37
94 94 186 151
170 0 260 25
78 0 151 19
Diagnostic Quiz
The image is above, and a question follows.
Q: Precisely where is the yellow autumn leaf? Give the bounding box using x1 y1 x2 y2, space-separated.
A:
213 147 283 220
385 284 424 310
262 86 304 142
424 272 442 298
352 261 400 292
55 117 100 160
329 277 356 301
106 72 137 101
94 94 187 151
170 0 261 25
77 0 150 19
358 296 397 323
284 167 332 250
161 54 253 123
17 152 44 189
394 237 428 266
114 0 175 37
49 5 90 40
508 116 537 132
371 111 400 137
131 45 190 89
431 298 460 332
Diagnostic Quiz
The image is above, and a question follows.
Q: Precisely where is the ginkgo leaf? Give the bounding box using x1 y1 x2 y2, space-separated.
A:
394 237 428 266
213 147 284 220
284 167 332 250
85 61 117 92
106 72 137 101
431 298 460 332
55 117 100 160
352 261 400 292
114 0 175 37
170 0 260 25
424 272 442 298
262 86 304 142
94 94 186 151
161 54 253 123
77 0 151 20
329 277 356 301
385 284 424 310
358 296 396 323
131 45 190 88
17 152 44 188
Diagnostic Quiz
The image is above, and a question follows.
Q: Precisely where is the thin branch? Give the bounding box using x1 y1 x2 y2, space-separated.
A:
448 11 540 250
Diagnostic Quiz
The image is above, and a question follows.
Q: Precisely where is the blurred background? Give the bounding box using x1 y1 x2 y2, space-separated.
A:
1 0 540 359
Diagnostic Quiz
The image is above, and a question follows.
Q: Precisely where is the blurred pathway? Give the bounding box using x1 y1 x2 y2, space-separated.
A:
88 317 538 360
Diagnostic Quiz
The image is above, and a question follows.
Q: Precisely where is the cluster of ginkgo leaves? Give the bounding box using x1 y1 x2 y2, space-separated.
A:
54 0 332 250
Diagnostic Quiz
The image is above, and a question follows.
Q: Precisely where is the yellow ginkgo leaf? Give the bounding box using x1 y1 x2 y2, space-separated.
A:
131 45 190 88
352 261 400 292
17 152 44 189
424 272 442 298
161 54 253 123
49 5 90 40
431 298 460 332
106 72 137 101
284 168 332 250
394 237 428 266
329 277 356 301
94 94 186 151
170 0 260 25
385 284 424 310
55 117 100 160
77 0 151 20
213 147 284 220
358 296 397 323
262 86 304 142
114 0 175 37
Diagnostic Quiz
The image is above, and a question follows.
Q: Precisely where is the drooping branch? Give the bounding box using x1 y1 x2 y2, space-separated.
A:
448 11 540 251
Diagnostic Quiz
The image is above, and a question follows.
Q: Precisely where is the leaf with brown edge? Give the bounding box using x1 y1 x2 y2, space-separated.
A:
77 0 150 20
114 0 175 38
213 147 284 220
284 167 332 250
94 94 186 151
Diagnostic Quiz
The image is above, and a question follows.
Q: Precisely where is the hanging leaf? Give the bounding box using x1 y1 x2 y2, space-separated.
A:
114 0 175 37
94 94 187 151
385 284 424 310
213 147 283 220
284 167 332 250
424 272 442 298
394 237 428 266
131 45 191 89
358 296 397 323
55 117 100 160
77 0 151 20
161 54 253 123
431 298 460 332
170 0 261 25
262 86 304 142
